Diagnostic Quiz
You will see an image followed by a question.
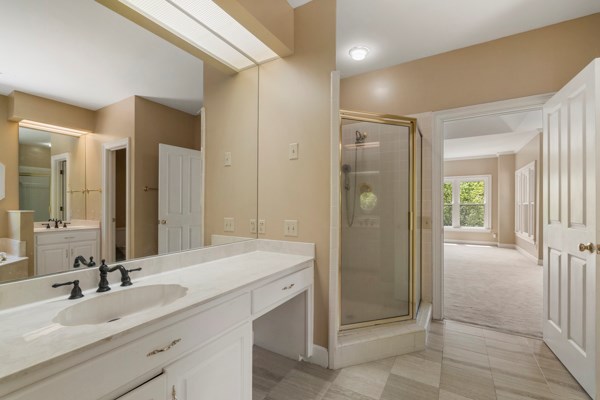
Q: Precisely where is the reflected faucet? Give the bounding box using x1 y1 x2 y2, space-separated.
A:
73 255 96 269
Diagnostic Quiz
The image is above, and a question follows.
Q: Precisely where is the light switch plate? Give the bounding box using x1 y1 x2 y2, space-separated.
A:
224 152 232 166
224 217 235 232
284 220 298 237
250 219 257 234
258 219 266 234
289 143 299 160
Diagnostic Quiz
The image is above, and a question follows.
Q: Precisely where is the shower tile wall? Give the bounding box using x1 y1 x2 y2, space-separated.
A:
340 121 411 326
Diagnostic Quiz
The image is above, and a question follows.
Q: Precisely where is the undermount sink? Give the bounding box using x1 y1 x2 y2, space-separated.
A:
53 284 188 326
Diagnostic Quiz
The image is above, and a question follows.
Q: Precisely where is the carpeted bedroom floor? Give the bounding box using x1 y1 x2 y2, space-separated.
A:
444 243 543 337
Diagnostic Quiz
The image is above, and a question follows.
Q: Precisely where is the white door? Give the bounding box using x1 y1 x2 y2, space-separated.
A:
165 323 252 400
543 58 599 398
158 144 203 255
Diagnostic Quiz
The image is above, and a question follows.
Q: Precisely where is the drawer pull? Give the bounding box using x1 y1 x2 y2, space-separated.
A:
147 338 181 357
282 283 295 290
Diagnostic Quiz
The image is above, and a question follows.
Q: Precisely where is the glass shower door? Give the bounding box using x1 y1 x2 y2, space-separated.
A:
339 112 417 329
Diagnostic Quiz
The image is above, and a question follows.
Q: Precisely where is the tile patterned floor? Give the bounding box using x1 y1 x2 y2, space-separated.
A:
253 320 591 400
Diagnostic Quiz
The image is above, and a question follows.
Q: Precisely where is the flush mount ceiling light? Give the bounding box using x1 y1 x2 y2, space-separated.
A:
19 120 90 137
118 0 278 71
349 46 369 61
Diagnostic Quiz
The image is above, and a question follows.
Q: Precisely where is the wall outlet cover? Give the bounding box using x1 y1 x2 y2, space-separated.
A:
258 219 266 234
289 143 299 160
250 219 257 234
224 152 232 166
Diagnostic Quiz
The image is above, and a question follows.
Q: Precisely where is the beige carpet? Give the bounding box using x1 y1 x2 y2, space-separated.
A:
444 243 543 337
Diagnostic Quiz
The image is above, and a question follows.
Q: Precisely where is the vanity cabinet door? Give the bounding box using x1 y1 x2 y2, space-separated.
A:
69 239 98 269
115 374 166 400
165 322 252 400
36 243 69 275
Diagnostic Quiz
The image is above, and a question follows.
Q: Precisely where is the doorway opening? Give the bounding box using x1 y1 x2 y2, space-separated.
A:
102 138 130 263
433 95 551 337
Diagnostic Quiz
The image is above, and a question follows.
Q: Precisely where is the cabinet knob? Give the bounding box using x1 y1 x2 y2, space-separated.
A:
159 219 167 225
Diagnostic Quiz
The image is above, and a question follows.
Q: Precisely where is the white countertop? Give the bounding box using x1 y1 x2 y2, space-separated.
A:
0 250 313 385
33 226 100 233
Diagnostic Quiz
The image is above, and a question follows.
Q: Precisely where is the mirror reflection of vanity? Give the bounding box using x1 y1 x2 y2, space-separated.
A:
0 0 258 283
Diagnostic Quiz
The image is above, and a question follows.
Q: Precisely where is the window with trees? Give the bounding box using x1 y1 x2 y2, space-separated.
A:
515 161 536 242
444 175 491 230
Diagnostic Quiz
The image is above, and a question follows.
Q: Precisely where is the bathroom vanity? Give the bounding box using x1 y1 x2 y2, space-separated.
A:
34 224 100 276
0 240 314 400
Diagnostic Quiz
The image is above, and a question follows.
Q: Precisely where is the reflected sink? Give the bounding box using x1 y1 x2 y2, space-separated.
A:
54 284 188 326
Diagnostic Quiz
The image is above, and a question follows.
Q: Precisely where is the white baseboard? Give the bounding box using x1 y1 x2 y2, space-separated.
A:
497 243 515 249
301 344 328 368
515 245 542 265
444 239 497 246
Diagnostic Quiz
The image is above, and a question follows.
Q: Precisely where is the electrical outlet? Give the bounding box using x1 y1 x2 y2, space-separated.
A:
289 143 299 160
284 220 298 237
224 217 235 232
258 219 266 234
224 152 232 166
250 219 257 234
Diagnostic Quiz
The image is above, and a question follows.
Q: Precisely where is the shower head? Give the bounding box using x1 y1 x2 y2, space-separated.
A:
342 164 352 174
355 130 367 144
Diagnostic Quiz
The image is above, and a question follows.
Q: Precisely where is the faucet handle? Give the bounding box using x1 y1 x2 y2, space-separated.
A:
121 267 142 286
88 256 96 267
52 280 84 300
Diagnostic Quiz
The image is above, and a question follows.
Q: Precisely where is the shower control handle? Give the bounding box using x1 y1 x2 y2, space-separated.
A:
578 242 596 253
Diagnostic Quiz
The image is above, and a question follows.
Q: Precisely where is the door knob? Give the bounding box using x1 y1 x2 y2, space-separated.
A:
578 243 596 253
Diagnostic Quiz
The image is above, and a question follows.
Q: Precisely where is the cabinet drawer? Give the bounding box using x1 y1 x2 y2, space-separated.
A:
252 267 313 315
116 374 166 400
5 293 250 400
36 230 98 245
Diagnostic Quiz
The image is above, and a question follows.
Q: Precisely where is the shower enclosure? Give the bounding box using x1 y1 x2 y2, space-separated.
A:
339 110 422 330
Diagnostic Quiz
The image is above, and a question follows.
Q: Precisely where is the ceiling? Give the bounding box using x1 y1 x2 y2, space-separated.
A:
2 1 599 115
0 0 204 114
444 110 542 160
337 0 600 77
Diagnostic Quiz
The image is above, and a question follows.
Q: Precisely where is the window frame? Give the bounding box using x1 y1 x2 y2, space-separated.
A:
443 174 492 231
515 161 536 243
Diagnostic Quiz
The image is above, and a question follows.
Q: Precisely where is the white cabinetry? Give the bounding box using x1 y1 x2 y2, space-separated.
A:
165 322 252 400
115 374 166 400
35 229 99 275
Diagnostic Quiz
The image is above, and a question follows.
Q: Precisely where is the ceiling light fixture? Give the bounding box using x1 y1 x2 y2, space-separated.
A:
117 0 278 71
19 120 90 137
349 46 369 61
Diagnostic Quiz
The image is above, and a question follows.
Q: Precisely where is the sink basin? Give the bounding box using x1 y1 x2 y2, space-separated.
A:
53 284 188 326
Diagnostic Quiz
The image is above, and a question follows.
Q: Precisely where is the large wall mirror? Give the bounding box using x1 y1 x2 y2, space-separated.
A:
0 0 258 283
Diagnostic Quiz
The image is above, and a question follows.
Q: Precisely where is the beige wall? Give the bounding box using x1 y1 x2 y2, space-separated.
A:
0 95 20 239
515 134 543 260
203 65 258 245
444 157 498 243
19 144 50 169
257 0 335 347
8 91 95 132
133 96 199 258
497 154 515 246
341 13 600 116
89 96 135 227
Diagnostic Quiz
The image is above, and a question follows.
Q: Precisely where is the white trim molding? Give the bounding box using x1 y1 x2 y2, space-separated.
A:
432 93 554 320
102 138 131 262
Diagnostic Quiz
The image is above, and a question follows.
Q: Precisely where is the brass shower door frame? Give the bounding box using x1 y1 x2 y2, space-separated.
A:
338 110 418 331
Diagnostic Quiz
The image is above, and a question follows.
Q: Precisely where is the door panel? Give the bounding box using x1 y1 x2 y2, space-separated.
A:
158 144 203 255
543 58 598 398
